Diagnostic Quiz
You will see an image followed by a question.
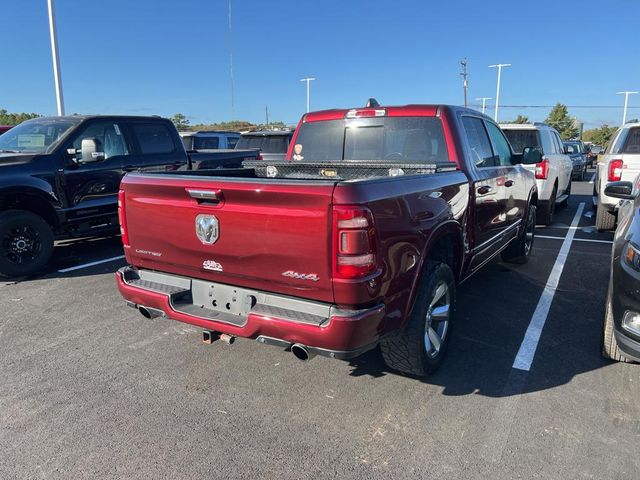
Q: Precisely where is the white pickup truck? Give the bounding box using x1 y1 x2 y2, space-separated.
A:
501 123 572 225
595 121 640 230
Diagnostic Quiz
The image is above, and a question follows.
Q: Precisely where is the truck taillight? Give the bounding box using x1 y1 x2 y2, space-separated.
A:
118 189 129 246
332 205 377 279
535 158 549 180
608 159 624 181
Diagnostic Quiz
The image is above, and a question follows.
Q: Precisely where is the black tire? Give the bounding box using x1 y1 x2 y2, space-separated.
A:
502 205 535 264
602 280 633 363
595 202 616 231
0 210 54 278
538 186 557 225
380 261 455 377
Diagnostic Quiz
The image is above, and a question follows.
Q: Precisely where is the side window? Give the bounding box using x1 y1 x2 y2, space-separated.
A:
485 122 513 166
227 136 239 149
131 123 176 155
553 132 564 153
72 121 129 161
608 128 626 154
462 116 497 168
539 130 555 155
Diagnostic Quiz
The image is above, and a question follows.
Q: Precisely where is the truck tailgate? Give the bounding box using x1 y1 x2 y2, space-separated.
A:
121 174 337 303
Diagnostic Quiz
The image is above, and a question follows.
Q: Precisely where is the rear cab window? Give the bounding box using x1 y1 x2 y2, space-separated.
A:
622 127 640 153
194 136 220 149
502 129 540 154
291 117 451 163
131 123 176 155
237 135 291 153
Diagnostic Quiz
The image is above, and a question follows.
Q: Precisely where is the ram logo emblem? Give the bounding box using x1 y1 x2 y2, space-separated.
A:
195 214 219 245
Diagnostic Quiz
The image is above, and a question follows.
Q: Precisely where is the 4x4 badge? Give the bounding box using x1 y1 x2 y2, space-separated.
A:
195 214 219 245
282 270 320 282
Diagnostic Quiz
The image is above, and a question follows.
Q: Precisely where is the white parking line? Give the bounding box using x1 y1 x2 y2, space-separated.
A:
512 202 585 371
536 234 613 245
57 255 125 273
588 173 596 184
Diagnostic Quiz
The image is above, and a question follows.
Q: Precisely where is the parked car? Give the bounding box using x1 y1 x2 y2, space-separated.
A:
0 125 12 135
235 130 293 162
601 177 640 363
179 131 240 150
0 115 258 277
501 123 572 225
587 144 602 166
594 121 640 231
115 103 538 377
564 141 588 180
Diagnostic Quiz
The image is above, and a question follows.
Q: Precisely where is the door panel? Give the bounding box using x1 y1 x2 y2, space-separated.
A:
62 120 129 224
461 116 512 269
485 121 528 227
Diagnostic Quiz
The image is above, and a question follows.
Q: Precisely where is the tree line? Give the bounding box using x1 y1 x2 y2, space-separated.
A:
170 113 288 132
0 109 40 125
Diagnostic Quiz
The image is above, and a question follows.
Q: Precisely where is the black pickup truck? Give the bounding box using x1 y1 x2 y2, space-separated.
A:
0 115 259 277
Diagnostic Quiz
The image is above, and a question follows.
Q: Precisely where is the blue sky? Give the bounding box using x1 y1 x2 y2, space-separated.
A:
1 0 639 128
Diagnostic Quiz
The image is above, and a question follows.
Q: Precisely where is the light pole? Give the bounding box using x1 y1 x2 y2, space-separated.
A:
300 77 316 113
476 97 492 115
47 0 65 116
616 91 638 125
488 63 511 122
460 59 468 107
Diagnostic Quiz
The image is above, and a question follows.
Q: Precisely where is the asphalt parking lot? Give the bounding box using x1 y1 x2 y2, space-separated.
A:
1 169 639 479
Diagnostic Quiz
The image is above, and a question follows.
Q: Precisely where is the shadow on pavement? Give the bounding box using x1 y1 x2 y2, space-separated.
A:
346 237 613 398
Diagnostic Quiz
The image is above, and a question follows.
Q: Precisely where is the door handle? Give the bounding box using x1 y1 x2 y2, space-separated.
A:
505 180 514 187
477 185 492 195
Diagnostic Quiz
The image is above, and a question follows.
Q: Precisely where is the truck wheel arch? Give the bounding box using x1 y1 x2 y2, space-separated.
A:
0 190 59 230
403 222 464 322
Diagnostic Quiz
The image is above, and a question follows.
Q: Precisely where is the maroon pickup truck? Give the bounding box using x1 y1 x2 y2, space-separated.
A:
115 104 538 377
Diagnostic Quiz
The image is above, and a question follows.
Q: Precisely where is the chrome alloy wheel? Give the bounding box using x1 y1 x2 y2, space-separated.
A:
424 281 451 358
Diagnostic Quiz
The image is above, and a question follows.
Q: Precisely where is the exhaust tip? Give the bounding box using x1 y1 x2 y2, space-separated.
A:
220 333 235 345
138 306 157 319
291 343 314 362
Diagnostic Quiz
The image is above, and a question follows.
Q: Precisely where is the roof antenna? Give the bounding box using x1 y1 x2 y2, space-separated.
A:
366 98 380 108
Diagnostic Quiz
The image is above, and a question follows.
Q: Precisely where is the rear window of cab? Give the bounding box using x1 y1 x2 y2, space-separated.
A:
502 129 540 154
290 117 451 163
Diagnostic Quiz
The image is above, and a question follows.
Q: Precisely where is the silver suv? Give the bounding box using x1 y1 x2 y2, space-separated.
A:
595 121 640 230
501 123 573 225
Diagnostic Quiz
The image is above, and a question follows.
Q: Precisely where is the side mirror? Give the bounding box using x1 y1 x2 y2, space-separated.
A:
80 138 105 163
604 181 634 200
522 146 543 165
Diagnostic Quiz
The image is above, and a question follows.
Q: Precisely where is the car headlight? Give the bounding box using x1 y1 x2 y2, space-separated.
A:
623 242 640 271
622 311 640 336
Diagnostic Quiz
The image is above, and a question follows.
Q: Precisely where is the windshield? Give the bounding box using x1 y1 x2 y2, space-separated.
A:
502 129 540 154
236 134 291 153
291 117 450 163
0 118 78 153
